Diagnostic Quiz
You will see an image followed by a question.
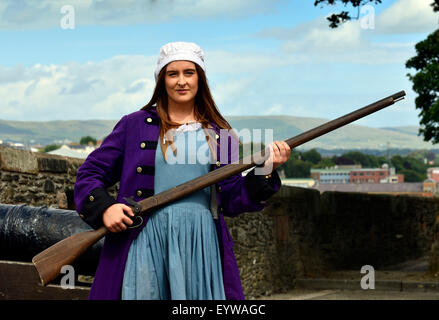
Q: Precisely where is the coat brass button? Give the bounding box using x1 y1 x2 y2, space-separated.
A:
146 117 152 123
89 195 94 202
265 174 272 179
216 161 221 167
140 142 146 149
136 190 142 197
215 134 219 140
137 167 142 173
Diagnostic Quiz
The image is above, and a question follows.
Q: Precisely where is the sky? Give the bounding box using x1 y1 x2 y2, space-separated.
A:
0 0 438 128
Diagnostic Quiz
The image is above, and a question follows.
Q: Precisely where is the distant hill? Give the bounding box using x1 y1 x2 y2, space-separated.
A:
380 126 421 136
227 116 435 150
0 116 436 150
0 119 118 146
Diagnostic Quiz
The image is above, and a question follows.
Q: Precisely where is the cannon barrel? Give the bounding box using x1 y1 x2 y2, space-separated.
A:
0 203 102 276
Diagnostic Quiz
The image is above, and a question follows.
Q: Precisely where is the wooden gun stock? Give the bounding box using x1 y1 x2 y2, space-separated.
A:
32 90 406 286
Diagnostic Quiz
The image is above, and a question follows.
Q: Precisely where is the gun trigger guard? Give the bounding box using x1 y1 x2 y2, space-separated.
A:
127 216 143 229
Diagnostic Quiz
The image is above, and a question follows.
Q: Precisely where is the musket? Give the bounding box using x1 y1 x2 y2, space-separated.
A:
32 90 406 286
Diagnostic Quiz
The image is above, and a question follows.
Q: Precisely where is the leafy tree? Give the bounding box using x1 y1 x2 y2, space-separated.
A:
332 155 355 165
43 144 61 153
342 151 386 168
314 157 336 168
282 159 313 178
314 1 439 145
390 155 404 171
390 154 428 182
313 0 382 28
403 157 428 174
80 136 97 146
427 151 436 162
279 148 430 182
406 29 439 143
314 1 437 28
290 149 301 160
400 169 426 183
302 148 322 164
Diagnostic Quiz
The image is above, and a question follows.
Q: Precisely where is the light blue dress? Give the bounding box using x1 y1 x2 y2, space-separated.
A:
122 124 226 300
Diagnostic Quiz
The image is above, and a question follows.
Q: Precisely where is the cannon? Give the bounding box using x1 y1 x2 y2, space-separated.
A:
0 203 102 276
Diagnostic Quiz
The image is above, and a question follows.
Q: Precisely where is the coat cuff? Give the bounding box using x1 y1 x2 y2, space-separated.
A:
244 167 281 203
78 188 118 229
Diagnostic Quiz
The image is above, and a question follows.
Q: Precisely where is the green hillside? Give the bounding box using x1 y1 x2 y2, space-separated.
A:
0 116 436 150
228 116 435 150
0 119 117 145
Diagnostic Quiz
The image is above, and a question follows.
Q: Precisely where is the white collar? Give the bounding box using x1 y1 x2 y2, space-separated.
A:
175 122 202 133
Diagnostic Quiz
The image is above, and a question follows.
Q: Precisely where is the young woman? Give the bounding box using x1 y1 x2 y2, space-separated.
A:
74 42 291 300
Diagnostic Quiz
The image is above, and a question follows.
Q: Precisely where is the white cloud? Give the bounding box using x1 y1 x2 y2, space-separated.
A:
210 77 252 114
263 103 284 115
0 55 157 121
0 52 422 127
0 51 281 121
0 34 422 127
0 0 282 30
280 19 364 54
206 50 297 75
376 0 438 34
258 11 421 65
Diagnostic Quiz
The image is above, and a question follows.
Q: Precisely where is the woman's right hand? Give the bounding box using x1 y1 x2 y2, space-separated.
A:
102 203 134 233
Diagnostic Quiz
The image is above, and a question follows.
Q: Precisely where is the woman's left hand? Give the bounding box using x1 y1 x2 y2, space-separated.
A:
262 141 291 173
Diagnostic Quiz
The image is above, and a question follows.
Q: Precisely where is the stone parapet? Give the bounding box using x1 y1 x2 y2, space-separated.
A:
0 146 84 209
1 145 439 299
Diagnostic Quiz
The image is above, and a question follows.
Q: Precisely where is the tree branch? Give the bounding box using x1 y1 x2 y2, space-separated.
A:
314 0 382 28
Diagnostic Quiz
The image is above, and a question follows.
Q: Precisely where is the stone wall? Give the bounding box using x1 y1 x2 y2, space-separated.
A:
0 146 82 209
317 192 439 270
228 188 439 298
1 145 439 299
0 146 118 210
225 186 326 298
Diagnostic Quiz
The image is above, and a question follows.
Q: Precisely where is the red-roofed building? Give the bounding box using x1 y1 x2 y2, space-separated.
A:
350 165 404 184
311 164 404 184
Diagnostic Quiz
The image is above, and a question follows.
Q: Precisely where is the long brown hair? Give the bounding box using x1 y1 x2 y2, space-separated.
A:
141 63 234 161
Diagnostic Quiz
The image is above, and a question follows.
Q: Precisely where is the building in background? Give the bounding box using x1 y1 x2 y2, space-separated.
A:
423 178 437 195
308 166 437 198
313 182 433 197
310 165 360 184
311 164 404 184
427 167 439 182
350 164 404 184
310 168 351 184
281 178 316 188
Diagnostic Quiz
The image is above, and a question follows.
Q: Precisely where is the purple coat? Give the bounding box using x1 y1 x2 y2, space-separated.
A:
74 106 281 300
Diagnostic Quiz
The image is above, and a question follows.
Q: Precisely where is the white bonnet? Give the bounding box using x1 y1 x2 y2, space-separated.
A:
154 41 206 82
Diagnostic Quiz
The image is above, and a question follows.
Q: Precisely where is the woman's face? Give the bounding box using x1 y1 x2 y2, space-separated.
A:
164 60 199 106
